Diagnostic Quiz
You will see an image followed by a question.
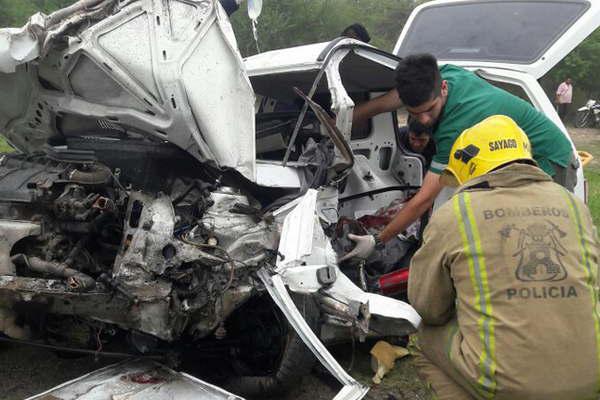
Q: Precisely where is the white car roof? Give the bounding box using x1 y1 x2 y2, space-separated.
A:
245 38 368 76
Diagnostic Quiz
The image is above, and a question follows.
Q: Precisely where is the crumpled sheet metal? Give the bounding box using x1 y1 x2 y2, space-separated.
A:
0 0 257 181
25 358 245 400
259 269 369 400
115 193 224 279
263 189 422 399
274 189 422 330
0 13 45 73
0 26 39 73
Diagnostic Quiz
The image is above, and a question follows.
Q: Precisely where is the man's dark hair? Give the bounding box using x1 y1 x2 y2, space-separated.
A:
407 116 433 137
341 23 371 43
395 54 441 107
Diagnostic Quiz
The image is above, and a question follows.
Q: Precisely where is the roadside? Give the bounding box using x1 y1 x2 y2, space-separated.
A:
0 340 431 400
568 127 600 228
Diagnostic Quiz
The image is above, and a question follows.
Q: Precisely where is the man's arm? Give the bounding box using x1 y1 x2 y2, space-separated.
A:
378 171 444 242
352 89 403 124
338 171 443 261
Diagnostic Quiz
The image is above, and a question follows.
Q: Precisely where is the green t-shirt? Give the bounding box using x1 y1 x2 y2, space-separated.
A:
429 65 572 176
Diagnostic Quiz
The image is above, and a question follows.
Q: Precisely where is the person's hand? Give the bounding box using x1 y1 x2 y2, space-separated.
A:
338 234 376 262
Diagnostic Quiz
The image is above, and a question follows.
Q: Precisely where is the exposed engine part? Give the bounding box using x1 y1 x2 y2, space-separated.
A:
0 221 41 275
317 295 369 338
98 273 138 304
0 154 278 342
68 163 113 185
12 254 96 291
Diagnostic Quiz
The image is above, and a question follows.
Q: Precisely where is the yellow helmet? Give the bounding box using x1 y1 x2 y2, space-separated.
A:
441 115 533 186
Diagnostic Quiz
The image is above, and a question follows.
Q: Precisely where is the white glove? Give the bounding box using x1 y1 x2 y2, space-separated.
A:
338 234 376 262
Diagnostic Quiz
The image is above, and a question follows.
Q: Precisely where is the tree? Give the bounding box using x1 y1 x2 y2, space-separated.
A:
1 0 418 54
230 0 416 57
0 0 76 26
544 28 600 99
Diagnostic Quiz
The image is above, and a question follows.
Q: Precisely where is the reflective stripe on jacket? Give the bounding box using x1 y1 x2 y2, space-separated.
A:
409 163 600 399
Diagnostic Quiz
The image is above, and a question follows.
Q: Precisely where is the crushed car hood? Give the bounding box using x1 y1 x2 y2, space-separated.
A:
0 0 256 181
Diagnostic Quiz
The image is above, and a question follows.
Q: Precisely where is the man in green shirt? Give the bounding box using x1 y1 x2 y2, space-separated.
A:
341 53 577 261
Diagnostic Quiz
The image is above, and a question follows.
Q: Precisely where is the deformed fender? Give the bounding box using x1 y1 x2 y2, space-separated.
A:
273 189 422 331
264 189 422 399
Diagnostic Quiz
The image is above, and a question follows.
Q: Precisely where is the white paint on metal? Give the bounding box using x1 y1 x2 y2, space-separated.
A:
275 189 318 269
276 189 422 326
259 269 369 400
26 359 245 400
0 26 39 73
0 0 257 181
255 163 302 188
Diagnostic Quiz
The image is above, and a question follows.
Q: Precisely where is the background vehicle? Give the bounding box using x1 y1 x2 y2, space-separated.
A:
575 99 600 128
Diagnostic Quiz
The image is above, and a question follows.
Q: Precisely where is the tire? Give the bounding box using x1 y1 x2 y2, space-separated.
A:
225 293 319 398
574 110 592 128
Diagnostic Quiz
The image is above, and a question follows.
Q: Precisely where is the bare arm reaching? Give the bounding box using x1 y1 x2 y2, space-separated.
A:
378 171 443 242
339 172 444 261
352 89 403 124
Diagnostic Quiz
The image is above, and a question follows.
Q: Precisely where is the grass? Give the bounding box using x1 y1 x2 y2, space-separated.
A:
572 134 600 228
584 168 600 227
0 137 14 153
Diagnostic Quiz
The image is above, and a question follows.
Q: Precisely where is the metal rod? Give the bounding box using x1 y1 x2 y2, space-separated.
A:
281 66 328 167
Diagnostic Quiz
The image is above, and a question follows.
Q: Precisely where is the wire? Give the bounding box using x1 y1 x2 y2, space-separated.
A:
178 232 250 295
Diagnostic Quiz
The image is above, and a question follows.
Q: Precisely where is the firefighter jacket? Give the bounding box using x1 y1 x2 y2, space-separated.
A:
408 163 600 400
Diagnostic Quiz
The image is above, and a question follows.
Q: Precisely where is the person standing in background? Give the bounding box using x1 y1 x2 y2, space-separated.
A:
555 77 573 121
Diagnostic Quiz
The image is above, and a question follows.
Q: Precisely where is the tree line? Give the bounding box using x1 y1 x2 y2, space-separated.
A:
1 0 598 99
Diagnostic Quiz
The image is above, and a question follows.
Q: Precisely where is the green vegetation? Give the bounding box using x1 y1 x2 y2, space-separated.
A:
1 0 597 98
584 168 600 228
545 28 600 99
0 0 75 25
572 136 600 228
0 137 13 153
230 0 420 56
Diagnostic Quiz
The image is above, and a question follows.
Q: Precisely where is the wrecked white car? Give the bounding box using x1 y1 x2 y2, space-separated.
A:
0 0 420 398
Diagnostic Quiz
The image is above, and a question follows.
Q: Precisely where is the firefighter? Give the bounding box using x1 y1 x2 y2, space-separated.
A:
408 115 600 400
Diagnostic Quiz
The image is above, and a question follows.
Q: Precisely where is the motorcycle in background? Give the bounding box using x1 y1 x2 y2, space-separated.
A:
575 99 600 128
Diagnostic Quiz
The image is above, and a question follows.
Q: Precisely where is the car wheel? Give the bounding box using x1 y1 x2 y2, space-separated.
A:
225 293 318 398
575 110 592 128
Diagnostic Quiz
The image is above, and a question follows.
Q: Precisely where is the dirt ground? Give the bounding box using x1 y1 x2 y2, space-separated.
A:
2 127 598 400
0 339 431 399
568 126 600 166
